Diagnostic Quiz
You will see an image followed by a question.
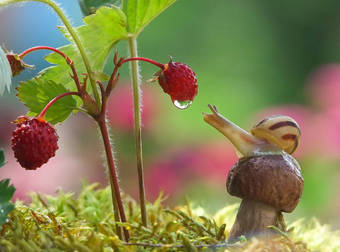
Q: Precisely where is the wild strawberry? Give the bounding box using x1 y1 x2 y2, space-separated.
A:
156 60 198 103
11 116 58 170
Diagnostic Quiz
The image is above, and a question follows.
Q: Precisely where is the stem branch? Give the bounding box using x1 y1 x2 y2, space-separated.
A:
19 46 71 63
122 57 164 69
38 91 79 118
19 46 82 91
127 37 148 227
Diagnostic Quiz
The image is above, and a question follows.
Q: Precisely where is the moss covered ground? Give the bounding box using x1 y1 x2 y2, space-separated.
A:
0 183 339 251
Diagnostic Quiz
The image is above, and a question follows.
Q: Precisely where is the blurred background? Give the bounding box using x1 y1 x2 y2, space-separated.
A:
1 0 340 228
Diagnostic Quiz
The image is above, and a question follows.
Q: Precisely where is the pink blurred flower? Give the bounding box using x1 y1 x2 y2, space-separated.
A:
146 141 237 200
189 141 237 181
107 83 159 132
307 112 340 158
308 64 340 116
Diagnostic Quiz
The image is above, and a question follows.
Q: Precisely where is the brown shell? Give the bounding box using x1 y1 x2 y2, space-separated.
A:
226 154 303 213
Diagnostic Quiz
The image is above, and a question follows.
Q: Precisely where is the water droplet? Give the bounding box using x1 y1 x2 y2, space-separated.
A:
173 100 192 109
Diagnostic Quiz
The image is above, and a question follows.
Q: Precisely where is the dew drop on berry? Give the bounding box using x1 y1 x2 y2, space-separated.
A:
173 100 192 109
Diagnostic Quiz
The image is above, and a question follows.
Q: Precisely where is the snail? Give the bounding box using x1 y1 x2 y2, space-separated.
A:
203 104 303 241
203 104 301 157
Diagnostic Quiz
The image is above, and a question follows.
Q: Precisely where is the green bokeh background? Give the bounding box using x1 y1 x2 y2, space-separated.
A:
1 0 340 228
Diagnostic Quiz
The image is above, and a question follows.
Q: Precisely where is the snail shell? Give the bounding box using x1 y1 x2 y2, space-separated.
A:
251 115 301 154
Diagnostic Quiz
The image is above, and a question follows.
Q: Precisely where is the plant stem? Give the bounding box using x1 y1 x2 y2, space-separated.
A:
1 0 101 106
38 91 79 118
122 57 164 69
127 37 148 227
19 46 71 63
109 179 123 240
19 46 82 91
96 78 125 241
97 118 130 241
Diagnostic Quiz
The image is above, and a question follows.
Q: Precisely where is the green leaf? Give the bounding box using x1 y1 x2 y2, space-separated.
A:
0 149 4 168
39 6 128 92
0 180 15 205
17 79 77 124
123 0 176 35
0 179 15 228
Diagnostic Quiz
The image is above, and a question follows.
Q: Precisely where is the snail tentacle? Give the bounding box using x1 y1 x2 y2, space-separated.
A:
203 104 278 157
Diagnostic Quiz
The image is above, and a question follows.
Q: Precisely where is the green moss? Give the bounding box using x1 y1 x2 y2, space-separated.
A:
0 183 339 251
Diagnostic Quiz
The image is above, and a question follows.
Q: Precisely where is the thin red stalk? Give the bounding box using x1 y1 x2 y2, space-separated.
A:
38 92 79 118
97 118 130 241
98 83 123 240
96 80 129 241
122 57 164 69
109 179 123 240
19 46 82 91
19 46 72 64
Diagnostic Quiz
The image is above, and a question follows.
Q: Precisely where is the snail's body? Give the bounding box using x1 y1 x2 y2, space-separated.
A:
203 104 303 241
203 105 300 157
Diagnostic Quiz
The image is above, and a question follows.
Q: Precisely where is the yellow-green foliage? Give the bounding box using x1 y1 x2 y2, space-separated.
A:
0 183 339 251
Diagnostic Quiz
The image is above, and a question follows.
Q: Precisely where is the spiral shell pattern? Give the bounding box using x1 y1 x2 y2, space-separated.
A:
251 115 301 154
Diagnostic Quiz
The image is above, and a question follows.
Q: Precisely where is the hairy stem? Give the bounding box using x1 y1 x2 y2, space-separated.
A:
19 46 82 91
19 46 71 63
122 57 164 69
38 91 79 118
1 0 101 106
127 37 148 227
97 118 130 241
109 179 123 240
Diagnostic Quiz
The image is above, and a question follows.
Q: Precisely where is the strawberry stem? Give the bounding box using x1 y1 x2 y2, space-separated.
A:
19 46 72 64
38 91 80 118
95 66 130 241
19 46 82 91
97 118 130 241
122 57 164 69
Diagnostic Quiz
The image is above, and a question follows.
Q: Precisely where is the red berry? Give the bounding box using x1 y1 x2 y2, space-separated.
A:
11 116 59 170
157 61 198 102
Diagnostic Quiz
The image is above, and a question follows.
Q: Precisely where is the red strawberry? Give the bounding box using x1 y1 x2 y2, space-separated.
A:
156 60 198 103
11 116 59 170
